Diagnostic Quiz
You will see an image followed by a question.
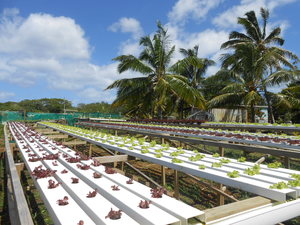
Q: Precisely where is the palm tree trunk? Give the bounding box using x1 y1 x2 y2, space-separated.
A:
178 101 184 119
263 87 275 124
157 106 163 119
250 104 255 123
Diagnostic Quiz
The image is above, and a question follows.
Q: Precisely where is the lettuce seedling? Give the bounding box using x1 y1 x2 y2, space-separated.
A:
227 170 240 178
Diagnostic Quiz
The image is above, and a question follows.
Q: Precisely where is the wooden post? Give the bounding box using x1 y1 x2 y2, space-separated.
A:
121 161 124 171
219 147 224 157
284 157 290 169
113 151 118 168
89 143 92 157
15 163 24 178
174 170 179 199
115 130 118 136
74 138 77 150
218 184 225 205
161 166 166 186
9 143 16 151
162 138 165 144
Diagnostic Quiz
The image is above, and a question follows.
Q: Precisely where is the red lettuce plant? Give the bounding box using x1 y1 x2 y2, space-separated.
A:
43 153 59 160
61 169 68 174
150 187 165 198
105 208 122 220
57 196 69 206
80 154 90 161
93 172 102 179
31 166 56 179
86 189 97 198
77 220 84 225
52 161 58 166
105 166 116 174
111 185 120 191
91 159 101 167
67 157 81 163
126 178 133 184
71 177 79 183
76 164 90 170
138 200 151 209
48 179 61 189
28 157 42 162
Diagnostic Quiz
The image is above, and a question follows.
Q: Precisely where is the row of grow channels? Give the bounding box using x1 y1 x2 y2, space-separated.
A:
41 122 300 202
75 121 300 151
11 122 203 225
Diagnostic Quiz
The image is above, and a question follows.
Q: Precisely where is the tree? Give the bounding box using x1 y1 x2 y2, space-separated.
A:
275 79 300 122
107 22 205 118
77 102 122 114
208 45 265 122
220 8 299 123
170 45 214 118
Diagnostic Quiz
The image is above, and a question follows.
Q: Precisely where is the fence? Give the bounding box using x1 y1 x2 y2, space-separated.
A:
0 111 122 125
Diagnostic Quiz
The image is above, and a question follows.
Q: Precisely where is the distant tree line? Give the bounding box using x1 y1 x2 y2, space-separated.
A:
0 98 121 114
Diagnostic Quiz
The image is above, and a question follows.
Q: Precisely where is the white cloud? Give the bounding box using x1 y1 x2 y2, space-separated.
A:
108 17 143 39
168 0 223 25
118 40 141 56
78 87 116 103
0 12 89 59
213 0 297 28
165 23 228 63
0 9 128 102
0 91 15 100
79 87 102 101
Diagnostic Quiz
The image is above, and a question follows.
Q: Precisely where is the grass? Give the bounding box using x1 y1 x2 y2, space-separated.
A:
0 153 10 225
0 124 10 225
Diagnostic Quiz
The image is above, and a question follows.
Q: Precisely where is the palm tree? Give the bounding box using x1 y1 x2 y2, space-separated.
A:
221 8 299 123
209 45 265 122
106 22 205 118
171 45 215 89
275 79 300 122
170 45 214 118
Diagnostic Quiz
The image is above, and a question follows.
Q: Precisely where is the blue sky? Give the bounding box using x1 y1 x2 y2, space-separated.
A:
0 0 299 105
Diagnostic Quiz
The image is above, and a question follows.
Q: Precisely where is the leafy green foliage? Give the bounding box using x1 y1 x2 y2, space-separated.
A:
106 22 206 118
267 161 282 168
244 164 260 176
227 170 240 178
141 149 150 154
189 153 205 162
172 158 183 163
220 158 231 164
149 141 157 147
212 162 223 168
270 181 289 189
291 173 300 180
212 153 220 158
155 153 163 158
288 179 300 187
170 151 180 157
198 164 206 170
237 157 246 162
